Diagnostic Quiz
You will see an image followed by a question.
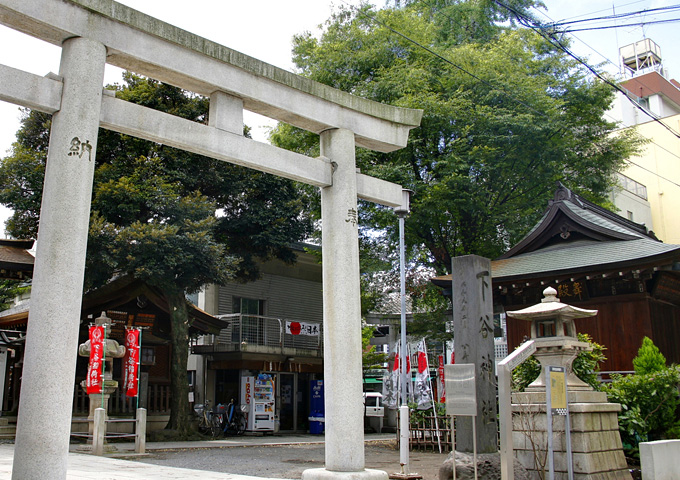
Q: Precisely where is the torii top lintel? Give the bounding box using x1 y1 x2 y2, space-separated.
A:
0 0 423 154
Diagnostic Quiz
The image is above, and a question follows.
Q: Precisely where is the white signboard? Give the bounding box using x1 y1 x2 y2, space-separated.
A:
445 364 477 417
285 321 320 336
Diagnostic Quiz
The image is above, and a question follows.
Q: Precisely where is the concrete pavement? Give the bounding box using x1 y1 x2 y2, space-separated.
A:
0 434 395 479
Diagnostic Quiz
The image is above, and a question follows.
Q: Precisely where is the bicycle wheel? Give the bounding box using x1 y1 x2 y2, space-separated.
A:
224 417 238 436
197 414 212 436
211 413 223 438
235 413 247 435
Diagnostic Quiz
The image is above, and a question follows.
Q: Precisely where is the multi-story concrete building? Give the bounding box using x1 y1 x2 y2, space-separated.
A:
609 39 680 244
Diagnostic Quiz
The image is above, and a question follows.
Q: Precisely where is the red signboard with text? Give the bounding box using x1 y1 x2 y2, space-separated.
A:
86 326 104 394
124 328 140 397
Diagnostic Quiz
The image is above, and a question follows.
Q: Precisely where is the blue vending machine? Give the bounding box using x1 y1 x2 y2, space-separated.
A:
309 380 324 434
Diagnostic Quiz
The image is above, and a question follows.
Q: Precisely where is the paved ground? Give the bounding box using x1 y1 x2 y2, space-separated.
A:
0 434 449 479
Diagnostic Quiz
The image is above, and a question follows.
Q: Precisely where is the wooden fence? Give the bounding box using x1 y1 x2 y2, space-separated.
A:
73 383 171 415
399 413 453 452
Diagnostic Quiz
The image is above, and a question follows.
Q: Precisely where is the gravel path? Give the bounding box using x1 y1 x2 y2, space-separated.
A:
132 442 447 480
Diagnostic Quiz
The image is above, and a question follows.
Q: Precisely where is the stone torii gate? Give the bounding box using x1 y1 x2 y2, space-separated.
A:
0 1 422 479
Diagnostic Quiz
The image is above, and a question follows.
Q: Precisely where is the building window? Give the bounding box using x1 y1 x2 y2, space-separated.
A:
233 297 264 316
141 346 156 365
627 211 634 221
617 173 648 200
232 297 265 344
638 97 650 111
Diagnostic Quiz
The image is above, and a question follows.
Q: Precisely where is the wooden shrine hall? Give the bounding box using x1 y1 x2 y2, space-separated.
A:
433 184 680 373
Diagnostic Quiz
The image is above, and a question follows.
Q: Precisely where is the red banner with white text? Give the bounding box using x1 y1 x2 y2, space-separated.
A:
86 326 104 394
124 328 140 397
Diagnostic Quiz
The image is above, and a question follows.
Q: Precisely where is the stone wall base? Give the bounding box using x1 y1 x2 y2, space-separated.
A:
512 391 631 480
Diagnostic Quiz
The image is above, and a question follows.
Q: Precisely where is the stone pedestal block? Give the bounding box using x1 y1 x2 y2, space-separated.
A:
512 391 631 480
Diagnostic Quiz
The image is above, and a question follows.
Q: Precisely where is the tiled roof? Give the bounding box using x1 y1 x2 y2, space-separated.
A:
561 201 645 239
0 243 34 269
431 185 680 285
492 238 680 281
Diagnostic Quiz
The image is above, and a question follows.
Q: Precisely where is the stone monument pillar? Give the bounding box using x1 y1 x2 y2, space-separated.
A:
302 129 386 480
451 255 498 453
508 287 632 479
12 36 107 480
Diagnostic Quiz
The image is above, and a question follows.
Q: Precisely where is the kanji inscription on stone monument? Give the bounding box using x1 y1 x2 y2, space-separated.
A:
452 255 498 453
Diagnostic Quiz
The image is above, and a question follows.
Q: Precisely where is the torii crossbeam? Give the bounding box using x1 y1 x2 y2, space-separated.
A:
0 1 422 479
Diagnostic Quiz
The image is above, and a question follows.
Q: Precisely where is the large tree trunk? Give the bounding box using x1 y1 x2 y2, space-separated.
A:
166 290 191 437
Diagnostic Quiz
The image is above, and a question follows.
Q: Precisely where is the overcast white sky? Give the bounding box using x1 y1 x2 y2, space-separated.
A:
1 0 678 237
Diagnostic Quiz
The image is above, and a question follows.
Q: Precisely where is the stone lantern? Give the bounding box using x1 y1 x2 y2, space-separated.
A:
506 287 632 480
506 286 597 392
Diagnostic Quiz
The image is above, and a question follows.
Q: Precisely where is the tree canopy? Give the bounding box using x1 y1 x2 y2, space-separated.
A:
271 1 642 279
0 73 312 436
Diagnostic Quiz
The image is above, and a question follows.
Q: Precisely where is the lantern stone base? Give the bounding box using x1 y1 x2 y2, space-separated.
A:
512 390 631 480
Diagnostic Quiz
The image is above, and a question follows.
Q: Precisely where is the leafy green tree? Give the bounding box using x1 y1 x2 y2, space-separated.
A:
273 2 643 277
632 336 667 375
0 73 311 437
0 279 28 311
362 325 388 372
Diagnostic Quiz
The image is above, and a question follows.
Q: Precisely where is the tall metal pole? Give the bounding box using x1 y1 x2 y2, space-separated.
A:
399 212 407 407
395 189 411 475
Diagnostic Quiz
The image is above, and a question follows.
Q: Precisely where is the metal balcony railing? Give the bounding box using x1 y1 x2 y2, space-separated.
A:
191 314 323 357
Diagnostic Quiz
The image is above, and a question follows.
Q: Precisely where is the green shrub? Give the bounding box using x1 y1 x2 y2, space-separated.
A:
603 366 680 452
511 333 606 391
632 336 667 375
408 401 446 427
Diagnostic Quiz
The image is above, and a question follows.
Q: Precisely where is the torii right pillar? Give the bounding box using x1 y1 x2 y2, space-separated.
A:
302 128 387 480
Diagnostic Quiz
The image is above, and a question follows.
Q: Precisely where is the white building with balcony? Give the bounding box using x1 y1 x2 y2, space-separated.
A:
190 244 323 433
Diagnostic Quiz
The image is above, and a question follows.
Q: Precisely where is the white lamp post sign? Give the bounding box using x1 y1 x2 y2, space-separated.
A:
444 364 478 480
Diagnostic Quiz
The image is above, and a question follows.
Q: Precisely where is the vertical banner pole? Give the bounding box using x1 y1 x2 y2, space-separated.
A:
452 416 456 480
423 342 442 453
545 366 555 480
136 327 142 411
563 369 573 480
101 325 107 411
472 415 478 480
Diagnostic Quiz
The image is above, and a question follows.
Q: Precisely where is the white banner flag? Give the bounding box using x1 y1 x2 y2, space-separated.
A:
414 339 433 410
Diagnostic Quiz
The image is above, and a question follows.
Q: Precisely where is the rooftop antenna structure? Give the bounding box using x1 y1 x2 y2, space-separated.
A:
620 38 664 78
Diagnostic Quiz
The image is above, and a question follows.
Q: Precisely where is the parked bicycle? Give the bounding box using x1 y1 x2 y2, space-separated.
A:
216 398 247 436
194 400 221 438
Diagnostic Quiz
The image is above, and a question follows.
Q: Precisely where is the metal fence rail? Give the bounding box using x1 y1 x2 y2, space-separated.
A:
193 314 322 356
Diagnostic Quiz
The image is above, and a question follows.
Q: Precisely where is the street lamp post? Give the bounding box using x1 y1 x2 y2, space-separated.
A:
394 189 411 475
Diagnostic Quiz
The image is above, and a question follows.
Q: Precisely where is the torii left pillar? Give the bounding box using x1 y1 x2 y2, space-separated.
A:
12 37 106 480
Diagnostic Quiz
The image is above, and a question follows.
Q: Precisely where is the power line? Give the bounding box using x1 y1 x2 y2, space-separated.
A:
553 0 646 23
531 3 680 140
336 0 549 118
624 159 680 189
532 6 680 192
548 4 680 27
564 17 680 33
493 0 680 140
343 0 680 173
382 2 680 192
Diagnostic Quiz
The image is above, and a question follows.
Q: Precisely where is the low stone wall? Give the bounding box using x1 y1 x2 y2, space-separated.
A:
640 439 680 480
